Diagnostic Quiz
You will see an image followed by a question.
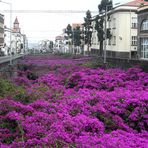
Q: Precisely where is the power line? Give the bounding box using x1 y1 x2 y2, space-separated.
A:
1 9 98 14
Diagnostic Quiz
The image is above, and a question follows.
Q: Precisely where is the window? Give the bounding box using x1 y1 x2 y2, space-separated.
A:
141 19 148 31
112 18 116 29
0 27 4 33
108 38 111 45
131 36 137 46
108 20 111 28
131 17 137 28
92 36 96 45
0 17 4 24
0 37 4 44
112 36 116 45
141 38 148 59
91 34 95 45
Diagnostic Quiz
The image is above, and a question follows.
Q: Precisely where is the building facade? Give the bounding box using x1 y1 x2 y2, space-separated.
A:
106 4 138 59
91 0 148 59
54 35 65 53
12 17 22 54
137 5 148 59
0 14 4 51
4 17 27 55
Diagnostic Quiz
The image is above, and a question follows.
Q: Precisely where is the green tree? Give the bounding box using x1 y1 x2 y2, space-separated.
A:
83 10 92 55
65 24 73 53
74 27 81 46
98 0 112 13
73 26 82 54
66 24 72 37
95 0 112 56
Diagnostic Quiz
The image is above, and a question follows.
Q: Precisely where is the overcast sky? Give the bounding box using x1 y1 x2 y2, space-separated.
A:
0 0 130 44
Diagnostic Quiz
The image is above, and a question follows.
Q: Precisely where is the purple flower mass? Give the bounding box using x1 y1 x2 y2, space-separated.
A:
0 55 148 147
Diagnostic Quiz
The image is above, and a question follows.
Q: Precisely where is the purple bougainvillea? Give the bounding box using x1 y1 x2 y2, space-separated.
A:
0 55 148 147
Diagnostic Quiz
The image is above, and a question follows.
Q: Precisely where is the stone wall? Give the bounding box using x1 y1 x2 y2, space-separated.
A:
94 56 148 72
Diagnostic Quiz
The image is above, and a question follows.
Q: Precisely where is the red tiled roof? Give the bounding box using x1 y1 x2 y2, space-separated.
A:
123 0 148 7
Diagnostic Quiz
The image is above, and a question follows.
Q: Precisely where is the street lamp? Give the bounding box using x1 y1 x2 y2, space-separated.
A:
0 0 12 65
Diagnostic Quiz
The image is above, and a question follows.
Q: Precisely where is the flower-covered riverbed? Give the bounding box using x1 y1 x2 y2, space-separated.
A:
0 55 148 148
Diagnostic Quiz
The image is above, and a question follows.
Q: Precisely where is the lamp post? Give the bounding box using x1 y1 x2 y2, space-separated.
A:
0 0 12 65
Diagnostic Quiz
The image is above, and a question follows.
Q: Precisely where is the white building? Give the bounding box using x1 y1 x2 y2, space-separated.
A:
38 40 53 53
54 35 66 53
4 17 28 55
91 0 148 59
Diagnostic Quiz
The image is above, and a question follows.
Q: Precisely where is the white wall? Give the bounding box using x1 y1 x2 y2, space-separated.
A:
107 10 137 53
0 20 4 46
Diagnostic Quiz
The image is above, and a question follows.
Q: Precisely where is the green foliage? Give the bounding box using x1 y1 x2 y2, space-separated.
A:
13 88 30 104
0 119 18 144
98 0 113 13
50 140 76 148
0 78 31 104
73 26 82 47
65 24 72 38
65 24 73 53
1 119 24 144
0 79 16 98
95 17 104 42
83 10 92 46
27 83 49 100
82 60 104 69
92 112 117 133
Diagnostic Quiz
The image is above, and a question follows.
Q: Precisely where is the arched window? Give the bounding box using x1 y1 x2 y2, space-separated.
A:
141 19 148 31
